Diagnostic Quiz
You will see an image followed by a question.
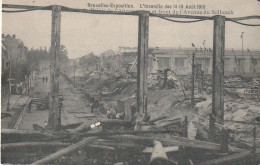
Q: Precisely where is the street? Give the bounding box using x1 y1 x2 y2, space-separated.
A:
17 69 103 130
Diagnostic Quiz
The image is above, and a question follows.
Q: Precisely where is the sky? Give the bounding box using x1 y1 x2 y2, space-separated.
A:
2 0 260 59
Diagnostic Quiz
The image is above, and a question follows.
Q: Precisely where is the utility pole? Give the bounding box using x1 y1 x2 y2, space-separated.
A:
241 32 244 56
191 51 195 109
73 59 75 87
163 68 170 88
251 123 257 164
7 60 12 112
48 5 61 130
137 11 149 122
64 59 66 74
209 15 225 141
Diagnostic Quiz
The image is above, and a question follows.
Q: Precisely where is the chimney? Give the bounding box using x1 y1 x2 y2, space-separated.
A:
2 34 5 38
12 35 16 39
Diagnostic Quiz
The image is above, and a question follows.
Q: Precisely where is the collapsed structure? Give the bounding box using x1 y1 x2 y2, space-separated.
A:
1 3 260 165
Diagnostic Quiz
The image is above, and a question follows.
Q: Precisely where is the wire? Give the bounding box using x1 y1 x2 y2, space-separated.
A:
150 13 208 23
226 18 260 27
2 6 51 13
2 4 260 27
60 6 140 16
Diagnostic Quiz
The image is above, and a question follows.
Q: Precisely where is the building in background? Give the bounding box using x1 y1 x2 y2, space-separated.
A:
2 34 27 63
1 34 29 100
151 47 260 77
64 46 260 77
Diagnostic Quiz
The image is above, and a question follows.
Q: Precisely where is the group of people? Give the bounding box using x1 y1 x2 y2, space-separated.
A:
42 76 48 83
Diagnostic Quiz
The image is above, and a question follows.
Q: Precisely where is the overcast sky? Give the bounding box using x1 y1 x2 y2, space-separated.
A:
2 0 260 59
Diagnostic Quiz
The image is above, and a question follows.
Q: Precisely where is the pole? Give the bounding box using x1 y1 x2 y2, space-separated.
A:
48 5 61 130
191 52 195 109
7 60 12 112
209 15 225 141
137 11 149 122
241 32 244 56
33 137 97 164
164 68 171 88
252 123 256 164
73 60 75 87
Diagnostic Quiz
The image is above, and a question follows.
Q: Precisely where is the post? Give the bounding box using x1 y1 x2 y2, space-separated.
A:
27 74 30 95
191 52 195 109
163 68 170 88
48 5 61 130
7 61 11 112
241 32 244 56
137 12 149 122
220 128 229 152
209 15 225 140
183 116 188 138
73 60 75 87
251 123 256 164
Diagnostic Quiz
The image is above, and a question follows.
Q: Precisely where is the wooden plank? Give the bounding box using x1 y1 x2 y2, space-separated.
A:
137 11 149 122
199 148 260 165
224 120 260 126
32 137 97 164
71 130 179 139
102 119 132 127
93 141 143 149
1 129 54 143
1 142 70 149
209 15 225 140
1 129 53 137
150 140 168 162
191 52 195 109
2 143 113 152
48 5 61 130
220 128 229 152
150 116 167 123
108 135 236 151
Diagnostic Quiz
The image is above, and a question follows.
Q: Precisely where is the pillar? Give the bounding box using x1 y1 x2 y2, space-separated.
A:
137 11 149 121
48 5 61 130
209 15 225 140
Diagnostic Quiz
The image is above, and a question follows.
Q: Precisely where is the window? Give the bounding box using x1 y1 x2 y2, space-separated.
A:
205 58 210 66
224 58 230 66
195 58 203 65
238 58 245 66
175 57 186 68
158 57 170 68
224 58 231 72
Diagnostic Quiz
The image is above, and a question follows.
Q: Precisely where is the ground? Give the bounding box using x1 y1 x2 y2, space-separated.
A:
15 69 103 130
2 68 260 164
3 67 260 144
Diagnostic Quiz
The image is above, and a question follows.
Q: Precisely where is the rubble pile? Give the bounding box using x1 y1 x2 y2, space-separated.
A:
63 69 260 154
195 95 260 145
71 70 259 139
2 69 260 164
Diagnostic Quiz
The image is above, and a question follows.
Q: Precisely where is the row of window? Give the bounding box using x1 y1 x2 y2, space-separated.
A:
157 57 211 68
157 57 259 68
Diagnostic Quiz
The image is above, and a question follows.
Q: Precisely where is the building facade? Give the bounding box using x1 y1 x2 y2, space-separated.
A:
2 34 29 100
152 47 260 77
95 46 260 77
2 34 27 63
